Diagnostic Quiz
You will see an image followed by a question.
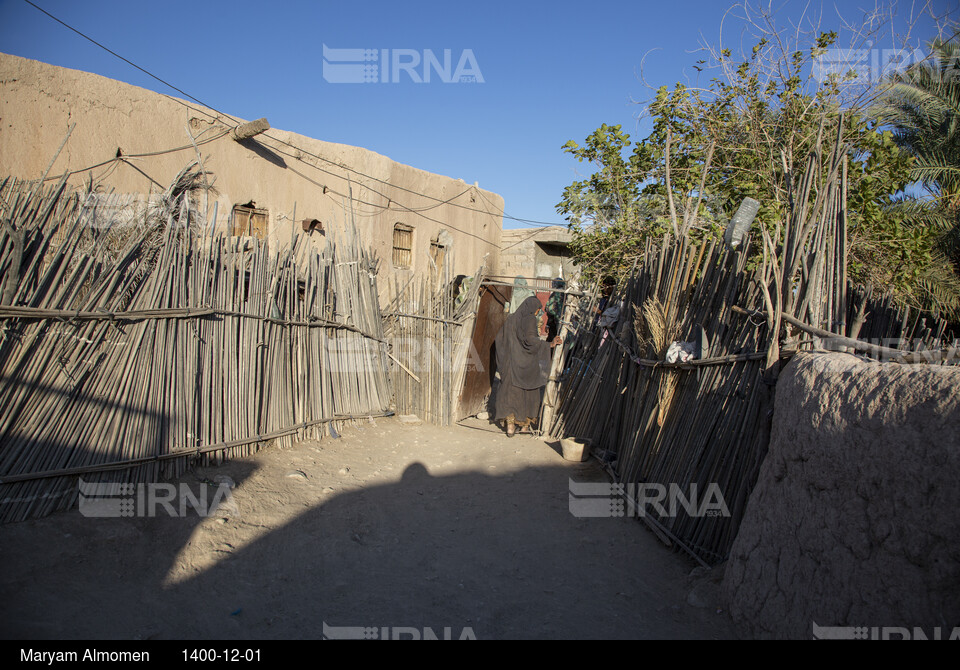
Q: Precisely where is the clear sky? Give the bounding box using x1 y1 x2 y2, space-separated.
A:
0 0 955 229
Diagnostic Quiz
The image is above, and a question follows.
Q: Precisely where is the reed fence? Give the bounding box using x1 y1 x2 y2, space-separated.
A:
544 134 957 566
0 171 392 523
381 262 483 426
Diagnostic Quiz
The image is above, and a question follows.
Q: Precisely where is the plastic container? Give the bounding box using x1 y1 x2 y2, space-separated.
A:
560 437 592 462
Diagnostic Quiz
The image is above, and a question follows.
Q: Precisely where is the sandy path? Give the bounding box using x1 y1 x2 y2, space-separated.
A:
0 417 735 640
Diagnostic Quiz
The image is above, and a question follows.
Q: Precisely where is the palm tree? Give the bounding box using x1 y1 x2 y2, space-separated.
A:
880 38 960 206
875 36 960 319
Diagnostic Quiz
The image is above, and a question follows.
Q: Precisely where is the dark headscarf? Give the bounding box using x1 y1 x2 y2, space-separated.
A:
495 295 550 390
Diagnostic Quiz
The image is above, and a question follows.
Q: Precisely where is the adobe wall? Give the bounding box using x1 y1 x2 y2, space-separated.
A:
0 53 502 281
722 352 960 639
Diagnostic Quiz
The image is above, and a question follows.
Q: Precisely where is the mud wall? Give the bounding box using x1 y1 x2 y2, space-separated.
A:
0 52 503 280
722 352 960 639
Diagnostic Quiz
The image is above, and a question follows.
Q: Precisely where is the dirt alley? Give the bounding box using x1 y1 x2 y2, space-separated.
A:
0 416 737 640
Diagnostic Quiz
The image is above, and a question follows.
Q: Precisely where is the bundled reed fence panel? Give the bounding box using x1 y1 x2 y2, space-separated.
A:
548 238 772 565
545 138 955 566
381 261 482 426
0 171 392 523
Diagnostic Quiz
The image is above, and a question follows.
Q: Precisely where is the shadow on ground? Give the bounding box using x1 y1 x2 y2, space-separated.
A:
0 437 734 640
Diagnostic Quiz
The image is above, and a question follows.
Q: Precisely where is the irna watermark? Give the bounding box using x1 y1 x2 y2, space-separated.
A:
322 622 477 640
812 622 960 640
813 46 960 85
78 478 239 518
568 478 730 519
322 45 484 84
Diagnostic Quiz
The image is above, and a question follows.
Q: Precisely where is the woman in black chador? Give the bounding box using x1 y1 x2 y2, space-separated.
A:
494 296 562 437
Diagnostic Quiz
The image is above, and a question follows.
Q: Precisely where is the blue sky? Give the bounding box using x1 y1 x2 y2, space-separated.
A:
0 0 955 229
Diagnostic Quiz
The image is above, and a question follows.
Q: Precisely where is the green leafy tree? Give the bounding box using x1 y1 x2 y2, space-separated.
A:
558 14 959 317
557 124 663 279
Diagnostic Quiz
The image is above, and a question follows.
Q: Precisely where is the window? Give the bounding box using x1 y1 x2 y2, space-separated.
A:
430 238 446 270
393 223 414 268
232 203 268 238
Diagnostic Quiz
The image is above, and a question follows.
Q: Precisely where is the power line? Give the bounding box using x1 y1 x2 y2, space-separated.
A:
281 162 500 246
473 187 564 228
23 0 222 114
22 0 568 241
260 130 566 226
40 130 231 182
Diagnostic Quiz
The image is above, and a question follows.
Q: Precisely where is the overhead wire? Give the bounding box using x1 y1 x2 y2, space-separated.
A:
23 0 226 116
259 130 566 226
23 0 567 245
275 152 498 245
39 129 232 183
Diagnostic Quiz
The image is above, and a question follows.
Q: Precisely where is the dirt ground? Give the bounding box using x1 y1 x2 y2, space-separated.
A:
0 416 736 640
